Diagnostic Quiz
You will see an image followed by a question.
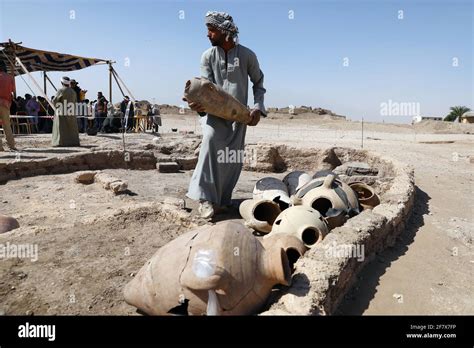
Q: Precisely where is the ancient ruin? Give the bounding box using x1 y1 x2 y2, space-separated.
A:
0 131 415 315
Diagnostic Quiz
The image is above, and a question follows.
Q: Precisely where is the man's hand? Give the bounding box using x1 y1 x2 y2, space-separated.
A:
248 109 261 126
182 97 206 113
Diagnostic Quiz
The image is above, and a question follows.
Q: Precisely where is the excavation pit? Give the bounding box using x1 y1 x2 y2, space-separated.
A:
0 135 414 315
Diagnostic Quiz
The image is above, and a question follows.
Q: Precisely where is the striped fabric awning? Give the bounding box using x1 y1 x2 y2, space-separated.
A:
0 42 108 76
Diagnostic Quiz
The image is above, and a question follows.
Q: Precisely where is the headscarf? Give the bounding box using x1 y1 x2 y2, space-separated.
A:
205 11 239 43
61 76 71 86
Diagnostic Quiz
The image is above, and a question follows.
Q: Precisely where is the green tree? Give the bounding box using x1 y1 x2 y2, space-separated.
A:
444 106 471 122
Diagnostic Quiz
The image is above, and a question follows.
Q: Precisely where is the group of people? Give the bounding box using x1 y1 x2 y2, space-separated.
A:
10 94 54 133
0 60 141 150
57 78 109 135
49 77 137 146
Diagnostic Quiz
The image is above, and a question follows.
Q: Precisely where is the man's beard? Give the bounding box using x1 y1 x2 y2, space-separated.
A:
209 37 224 46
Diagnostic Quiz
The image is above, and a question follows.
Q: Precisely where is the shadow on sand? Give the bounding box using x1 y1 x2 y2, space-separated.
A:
335 186 430 315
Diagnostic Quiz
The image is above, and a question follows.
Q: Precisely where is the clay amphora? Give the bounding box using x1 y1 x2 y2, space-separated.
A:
261 233 307 271
349 182 380 210
253 176 290 210
282 171 312 196
291 173 359 229
265 206 329 248
124 221 291 316
239 199 281 234
183 77 251 124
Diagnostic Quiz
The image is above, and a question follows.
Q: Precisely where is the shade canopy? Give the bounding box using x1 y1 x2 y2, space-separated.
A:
0 41 108 76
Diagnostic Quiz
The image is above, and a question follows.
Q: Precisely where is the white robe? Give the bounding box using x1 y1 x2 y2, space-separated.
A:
186 44 266 206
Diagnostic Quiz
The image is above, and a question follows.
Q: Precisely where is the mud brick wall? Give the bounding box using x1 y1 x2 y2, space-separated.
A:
0 151 156 184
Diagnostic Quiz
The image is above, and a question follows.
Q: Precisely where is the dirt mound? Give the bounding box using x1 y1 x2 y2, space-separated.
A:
414 120 474 134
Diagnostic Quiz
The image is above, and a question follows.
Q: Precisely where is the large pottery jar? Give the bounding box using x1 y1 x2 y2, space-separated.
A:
349 182 380 211
291 173 359 229
124 221 292 315
282 171 312 196
253 176 290 210
183 77 251 124
239 198 281 234
265 206 329 248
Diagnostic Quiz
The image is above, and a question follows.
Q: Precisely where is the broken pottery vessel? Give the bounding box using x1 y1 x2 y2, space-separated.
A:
0 215 20 233
282 171 312 196
266 206 329 248
253 177 290 210
183 77 252 124
291 173 359 230
239 198 281 233
349 182 380 210
124 221 291 315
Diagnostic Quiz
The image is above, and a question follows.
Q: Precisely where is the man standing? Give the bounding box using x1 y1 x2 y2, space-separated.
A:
0 60 17 151
120 96 134 131
71 79 86 133
185 11 266 218
95 92 108 131
52 76 80 147
71 80 81 100
26 95 40 128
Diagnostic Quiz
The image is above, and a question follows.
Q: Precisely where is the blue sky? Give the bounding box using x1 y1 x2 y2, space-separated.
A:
1 0 472 123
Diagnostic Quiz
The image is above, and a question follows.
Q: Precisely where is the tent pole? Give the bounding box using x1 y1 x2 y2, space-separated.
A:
15 57 56 111
111 70 126 98
45 73 57 92
111 67 136 102
108 62 113 104
43 71 47 95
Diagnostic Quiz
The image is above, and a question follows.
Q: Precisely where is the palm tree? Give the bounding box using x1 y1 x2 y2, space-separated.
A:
444 106 471 122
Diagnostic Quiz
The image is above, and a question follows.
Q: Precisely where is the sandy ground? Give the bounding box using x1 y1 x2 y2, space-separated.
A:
0 168 266 315
0 114 472 315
